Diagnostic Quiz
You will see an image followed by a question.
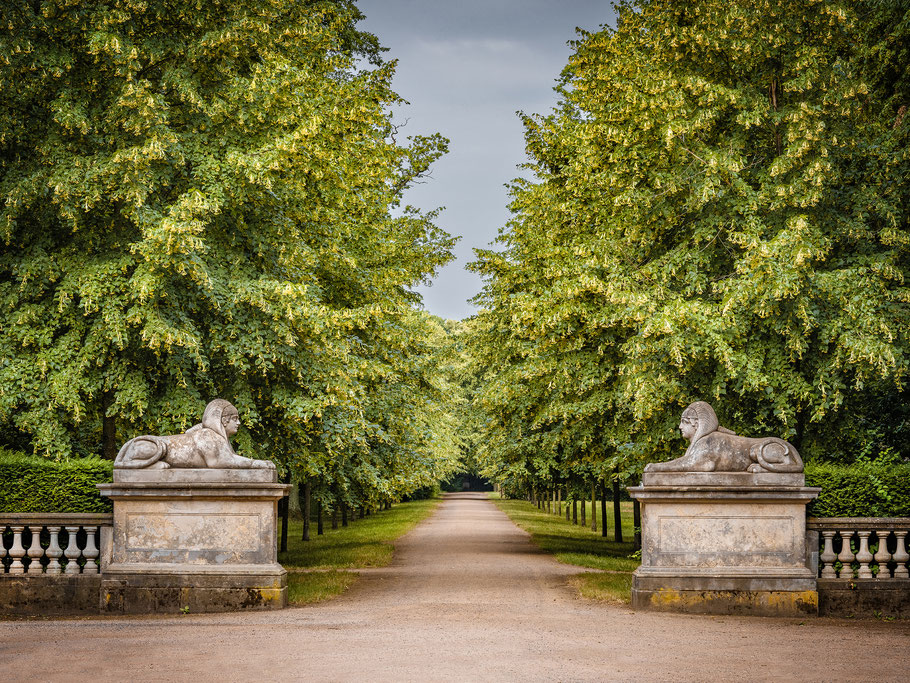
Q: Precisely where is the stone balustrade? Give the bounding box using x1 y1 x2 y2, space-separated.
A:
808 518 910 580
2 514 112 576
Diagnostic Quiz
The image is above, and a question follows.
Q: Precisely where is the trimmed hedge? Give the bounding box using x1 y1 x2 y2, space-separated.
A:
0 450 113 513
806 461 910 518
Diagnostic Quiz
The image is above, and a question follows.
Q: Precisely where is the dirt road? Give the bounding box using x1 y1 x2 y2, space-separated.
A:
2 493 907 681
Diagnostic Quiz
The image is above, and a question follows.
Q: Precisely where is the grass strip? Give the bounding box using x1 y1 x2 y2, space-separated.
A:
279 498 441 605
287 570 359 606
490 495 640 602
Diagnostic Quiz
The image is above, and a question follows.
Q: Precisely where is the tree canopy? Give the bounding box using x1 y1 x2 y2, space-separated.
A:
0 1 460 503
470 0 910 495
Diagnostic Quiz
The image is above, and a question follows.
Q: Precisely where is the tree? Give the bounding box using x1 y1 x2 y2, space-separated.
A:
0 0 458 508
471 0 910 494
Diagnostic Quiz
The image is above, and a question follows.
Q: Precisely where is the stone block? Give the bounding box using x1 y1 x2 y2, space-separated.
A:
630 477 820 616
98 469 290 613
0 575 102 615
817 578 910 618
99 569 287 614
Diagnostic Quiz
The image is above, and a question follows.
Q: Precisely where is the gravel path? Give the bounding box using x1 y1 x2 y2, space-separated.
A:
2 492 907 681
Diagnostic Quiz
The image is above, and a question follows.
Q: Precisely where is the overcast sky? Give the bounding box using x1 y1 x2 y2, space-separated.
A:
356 1 616 320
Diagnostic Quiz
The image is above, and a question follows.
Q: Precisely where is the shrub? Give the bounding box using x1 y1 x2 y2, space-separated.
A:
0 449 113 513
805 460 910 518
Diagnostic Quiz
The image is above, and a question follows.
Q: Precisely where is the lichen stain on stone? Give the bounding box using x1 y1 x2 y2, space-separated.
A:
768 589 818 614
645 588 819 616
242 589 265 608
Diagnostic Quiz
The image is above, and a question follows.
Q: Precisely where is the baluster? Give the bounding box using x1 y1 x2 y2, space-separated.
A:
45 526 63 574
855 531 874 578
63 526 82 574
23 525 44 574
819 530 837 578
836 530 856 578
873 530 892 579
8 525 26 574
82 526 99 574
893 531 909 579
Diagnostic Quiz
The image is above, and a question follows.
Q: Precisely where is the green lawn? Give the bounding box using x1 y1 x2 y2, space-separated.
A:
490 495 640 603
279 498 441 605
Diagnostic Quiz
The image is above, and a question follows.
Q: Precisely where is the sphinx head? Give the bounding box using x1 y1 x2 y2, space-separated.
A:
201 399 240 439
679 401 719 444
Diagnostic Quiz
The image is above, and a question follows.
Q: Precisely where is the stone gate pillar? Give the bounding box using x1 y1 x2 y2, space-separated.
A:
629 471 820 617
97 468 290 614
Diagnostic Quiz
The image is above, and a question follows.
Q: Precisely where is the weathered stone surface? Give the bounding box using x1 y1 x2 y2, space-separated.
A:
632 587 819 617
0 575 102 615
641 471 805 487
97 474 290 613
645 401 804 476
100 569 287 614
113 468 277 483
817 578 910 618
630 480 820 616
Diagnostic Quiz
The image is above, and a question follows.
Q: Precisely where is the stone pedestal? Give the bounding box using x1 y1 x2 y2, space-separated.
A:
97 469 290 614
629 472 820 617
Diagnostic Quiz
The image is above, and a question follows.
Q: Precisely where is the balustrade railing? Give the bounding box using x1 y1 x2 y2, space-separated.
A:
1 514 112 575
807 518 910 580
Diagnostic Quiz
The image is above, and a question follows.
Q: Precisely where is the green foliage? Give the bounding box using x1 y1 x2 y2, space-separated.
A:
806 459 910 517
0 2 460 507
469 0 910 494
0 450 112 512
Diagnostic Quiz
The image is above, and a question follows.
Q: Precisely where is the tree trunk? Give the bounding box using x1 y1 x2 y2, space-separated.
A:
342 504 348 527
302 479 311 542
279 472 290 552
572 498 578 525
278 491 287 552
612 479 623 543
331 504 338 530
591 481 597 532
317 502 324 535
580 493 586 527
557 487 562 517
600 483 608 537
565 491 570 521
101 392 117 460
633 499 642 552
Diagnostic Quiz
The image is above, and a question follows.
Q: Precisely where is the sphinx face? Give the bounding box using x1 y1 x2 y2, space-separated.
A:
679 416 698 442
221 412 240 438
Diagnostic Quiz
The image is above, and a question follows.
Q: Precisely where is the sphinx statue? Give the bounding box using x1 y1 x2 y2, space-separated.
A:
114 399 275 469
644 401 804 474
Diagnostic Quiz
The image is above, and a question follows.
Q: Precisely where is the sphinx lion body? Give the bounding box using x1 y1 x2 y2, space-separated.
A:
645 432 803 473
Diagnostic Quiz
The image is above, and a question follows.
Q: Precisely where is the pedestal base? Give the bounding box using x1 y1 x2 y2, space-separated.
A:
98 469 290 614
630 472 820 617
631 586 818 617
100 566 287 614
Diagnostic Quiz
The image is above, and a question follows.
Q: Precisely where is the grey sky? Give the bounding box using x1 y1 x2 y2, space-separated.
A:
356 1 616 320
